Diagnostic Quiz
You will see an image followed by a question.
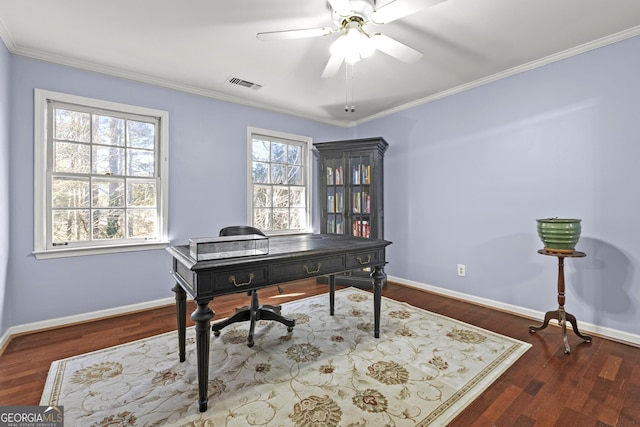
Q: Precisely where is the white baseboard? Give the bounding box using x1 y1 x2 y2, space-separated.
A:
0 296 175 353
388 275 640 348
2 278 639 353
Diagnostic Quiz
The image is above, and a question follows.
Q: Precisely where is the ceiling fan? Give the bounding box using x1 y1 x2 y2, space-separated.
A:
257 0 445 78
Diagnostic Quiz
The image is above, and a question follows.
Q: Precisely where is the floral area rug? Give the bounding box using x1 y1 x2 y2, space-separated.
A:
41 287 530 426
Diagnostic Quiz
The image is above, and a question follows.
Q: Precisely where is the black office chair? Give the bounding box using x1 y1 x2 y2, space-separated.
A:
211 226 295 347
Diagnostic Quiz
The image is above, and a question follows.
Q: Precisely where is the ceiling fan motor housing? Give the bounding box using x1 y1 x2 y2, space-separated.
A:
332 0 375 26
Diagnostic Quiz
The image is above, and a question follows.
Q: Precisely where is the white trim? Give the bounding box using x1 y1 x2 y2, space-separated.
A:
0 330 11 353
32 240 170 259
356 26 640 125
0 296 175 353
7 26 640 128
12 46 353 128
246 127 313 234
33 89 170 259
0 14 16 52
388 275 640 348
2 277 638 354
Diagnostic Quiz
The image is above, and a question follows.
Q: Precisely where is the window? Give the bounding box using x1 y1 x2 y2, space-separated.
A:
247 128 312 234
34 89 169 259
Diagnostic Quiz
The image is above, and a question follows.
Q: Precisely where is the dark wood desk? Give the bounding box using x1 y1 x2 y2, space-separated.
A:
167 233 392 412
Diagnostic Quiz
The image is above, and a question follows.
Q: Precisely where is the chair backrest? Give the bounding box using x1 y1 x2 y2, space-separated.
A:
219 225 265 237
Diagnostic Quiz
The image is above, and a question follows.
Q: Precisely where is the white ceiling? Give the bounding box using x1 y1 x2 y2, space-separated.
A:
1 0 639 127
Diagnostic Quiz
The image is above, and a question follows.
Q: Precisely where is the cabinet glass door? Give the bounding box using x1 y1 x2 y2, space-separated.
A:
324 157 345 234
350 153 373 238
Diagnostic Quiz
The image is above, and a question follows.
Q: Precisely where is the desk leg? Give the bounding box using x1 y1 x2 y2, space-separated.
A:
329 274 335 316
371 266 386 339
172 283 187 362
191 299 214 412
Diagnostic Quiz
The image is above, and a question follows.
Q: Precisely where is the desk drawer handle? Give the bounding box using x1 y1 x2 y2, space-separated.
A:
303 263 321 274
356 255 372 265
228 273 255 287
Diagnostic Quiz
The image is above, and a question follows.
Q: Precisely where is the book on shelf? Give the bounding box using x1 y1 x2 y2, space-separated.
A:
352 191 370 214
352 220 370 238
328 215 345 234
352 164 371 185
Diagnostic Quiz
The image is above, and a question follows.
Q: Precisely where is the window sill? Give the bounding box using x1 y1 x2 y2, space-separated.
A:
33 241 170 260
262 229 314 237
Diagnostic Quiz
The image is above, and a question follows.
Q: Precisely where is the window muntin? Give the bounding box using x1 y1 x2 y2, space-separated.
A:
248 129 311 234
34 90 169 258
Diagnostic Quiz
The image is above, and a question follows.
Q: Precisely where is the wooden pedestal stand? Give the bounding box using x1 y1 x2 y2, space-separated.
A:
529 249 592 354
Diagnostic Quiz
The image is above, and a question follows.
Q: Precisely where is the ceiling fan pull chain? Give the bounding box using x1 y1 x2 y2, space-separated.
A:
350 63 355 112
344 63 349 112
343 62 356 113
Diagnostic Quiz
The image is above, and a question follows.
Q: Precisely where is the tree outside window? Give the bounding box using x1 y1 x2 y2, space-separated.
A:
248 129 311 234
34 90 168 259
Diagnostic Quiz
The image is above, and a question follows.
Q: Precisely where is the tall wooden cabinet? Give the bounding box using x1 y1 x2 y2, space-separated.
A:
314 137 388 286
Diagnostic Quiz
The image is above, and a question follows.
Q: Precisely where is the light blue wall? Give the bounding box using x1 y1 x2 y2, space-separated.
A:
357 35 640 337
7 55 348 327
3 35 640 340
0 40 10 337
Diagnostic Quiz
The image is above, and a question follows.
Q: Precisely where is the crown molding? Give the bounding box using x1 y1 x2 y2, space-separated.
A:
356 25 640 125
0 14 16 51
7 44 353 128
3 25 639 129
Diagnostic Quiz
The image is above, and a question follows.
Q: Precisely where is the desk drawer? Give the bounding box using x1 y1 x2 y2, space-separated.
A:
272 255 346 282
174 261 196 295
346 249 384 270
204 267 270 294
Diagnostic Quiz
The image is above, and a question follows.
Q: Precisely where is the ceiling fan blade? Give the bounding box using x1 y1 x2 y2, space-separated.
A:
328 0 353 16
371 0 445 24
257 27 334 41
371 33 422 63
321 53 345 78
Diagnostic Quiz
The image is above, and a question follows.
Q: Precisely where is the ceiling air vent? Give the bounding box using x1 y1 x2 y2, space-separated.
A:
226 76 262 91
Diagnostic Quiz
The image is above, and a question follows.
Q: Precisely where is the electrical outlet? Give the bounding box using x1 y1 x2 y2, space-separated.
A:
457 264 466 277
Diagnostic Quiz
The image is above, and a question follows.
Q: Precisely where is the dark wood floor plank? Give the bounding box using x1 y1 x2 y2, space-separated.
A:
618 383 640 427
0 280 638 426
600 355 623 381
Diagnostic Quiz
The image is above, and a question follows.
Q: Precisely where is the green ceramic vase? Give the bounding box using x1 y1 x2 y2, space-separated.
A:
536 218 581 253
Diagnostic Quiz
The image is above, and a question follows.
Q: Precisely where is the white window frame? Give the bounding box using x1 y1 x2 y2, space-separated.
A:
247 127 313 235
33 89 169 259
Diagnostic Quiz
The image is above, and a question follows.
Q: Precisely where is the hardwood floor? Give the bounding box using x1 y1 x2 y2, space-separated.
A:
1 280 638 426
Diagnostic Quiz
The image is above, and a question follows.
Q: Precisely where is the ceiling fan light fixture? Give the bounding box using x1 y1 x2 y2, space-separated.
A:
357 32 376 58
329 34 347 56
331 25 376 64
258 0 432 80
345 50 361 64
